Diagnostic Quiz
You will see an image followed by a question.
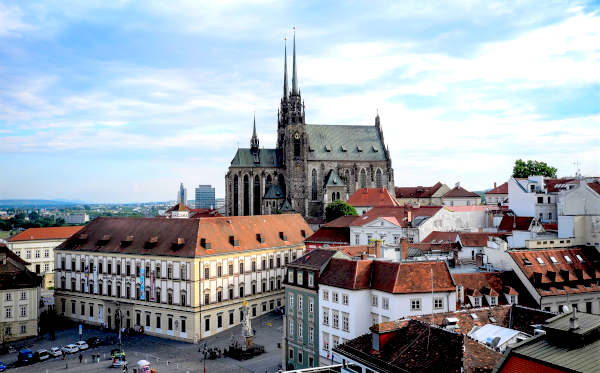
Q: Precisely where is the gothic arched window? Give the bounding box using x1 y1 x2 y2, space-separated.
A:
243 175 250 216
360 169 367 188
253 175 261 215
376 169 383 188
294 139 301 157
336 192 341 200
278 174 286 198
233 175 239 216
344 170 351 193
266 174 272 188
311 169 318 201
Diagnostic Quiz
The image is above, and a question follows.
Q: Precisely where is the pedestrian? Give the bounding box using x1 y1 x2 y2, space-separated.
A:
79 353 83 363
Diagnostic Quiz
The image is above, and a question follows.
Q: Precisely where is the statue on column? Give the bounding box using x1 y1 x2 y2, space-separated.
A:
241 300 254 348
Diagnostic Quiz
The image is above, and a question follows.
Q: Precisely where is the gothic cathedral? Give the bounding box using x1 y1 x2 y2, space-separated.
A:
225 34 394 220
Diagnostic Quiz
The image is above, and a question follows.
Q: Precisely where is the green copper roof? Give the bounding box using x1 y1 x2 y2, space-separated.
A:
324 169 345 187
305 124 388 161
230 148 282 168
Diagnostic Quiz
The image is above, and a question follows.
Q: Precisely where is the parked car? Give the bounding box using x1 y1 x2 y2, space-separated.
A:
49 347 62 357
35 349 50 361
74 341 89 351
62 344 79 354
0 361 6 371
112 358 127 368
111 349 126 360
17 348 34 364
85 336 103 348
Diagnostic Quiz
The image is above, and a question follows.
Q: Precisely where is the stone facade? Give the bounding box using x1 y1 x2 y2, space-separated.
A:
225 35 394 219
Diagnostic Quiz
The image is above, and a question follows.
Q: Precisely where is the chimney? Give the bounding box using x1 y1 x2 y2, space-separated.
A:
375 240 382 258
494 182 497 189
400 238 409 260
569 308 579 330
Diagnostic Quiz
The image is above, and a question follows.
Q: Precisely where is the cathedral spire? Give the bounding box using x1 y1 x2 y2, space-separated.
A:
250 114 259 152
291 26 298 95
283 37 288 100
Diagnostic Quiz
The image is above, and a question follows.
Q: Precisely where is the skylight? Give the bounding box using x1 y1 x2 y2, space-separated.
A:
523 258 532 266
576 254 585 263
470 313 478 320
536 257 545 265
563 255 572 264
549 256 558 264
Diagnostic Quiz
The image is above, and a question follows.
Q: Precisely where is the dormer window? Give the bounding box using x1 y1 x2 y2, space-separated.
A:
256 234 265 243
473 297 481 307
229 236 239 246
279 232 287 241
325 144 331 152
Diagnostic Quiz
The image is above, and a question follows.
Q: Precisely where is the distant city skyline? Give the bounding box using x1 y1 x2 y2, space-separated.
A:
1 1 599 203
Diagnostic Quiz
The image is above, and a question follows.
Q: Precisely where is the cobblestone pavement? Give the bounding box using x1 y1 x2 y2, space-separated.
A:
0 312 284 373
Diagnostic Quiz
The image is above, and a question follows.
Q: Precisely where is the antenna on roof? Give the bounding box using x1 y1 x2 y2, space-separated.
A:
573 161 582 179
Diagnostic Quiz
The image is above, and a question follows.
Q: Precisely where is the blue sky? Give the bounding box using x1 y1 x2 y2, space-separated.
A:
1 0 599 203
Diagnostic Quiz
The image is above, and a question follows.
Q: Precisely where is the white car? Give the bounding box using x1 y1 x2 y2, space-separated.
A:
62 344 79 354
36 349 50 361
75 341 89 351
49 347 62 357
112 359 127 368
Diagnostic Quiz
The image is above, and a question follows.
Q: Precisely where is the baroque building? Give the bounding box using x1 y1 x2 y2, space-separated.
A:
225 33 394 219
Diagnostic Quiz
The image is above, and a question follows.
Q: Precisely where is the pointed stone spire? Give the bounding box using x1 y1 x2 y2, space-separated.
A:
291 26 298 95
250 114 259 151
283 36 288 100
375 109 381 128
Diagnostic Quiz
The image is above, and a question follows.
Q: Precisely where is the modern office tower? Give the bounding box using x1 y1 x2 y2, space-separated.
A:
195 185 216 209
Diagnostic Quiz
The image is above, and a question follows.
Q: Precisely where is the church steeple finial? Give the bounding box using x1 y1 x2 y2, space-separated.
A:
283 36 288 100
250 113 259 151
291 26 298 95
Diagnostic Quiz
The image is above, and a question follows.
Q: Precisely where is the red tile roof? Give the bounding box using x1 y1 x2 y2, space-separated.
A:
166 202 190 212
322 215 359 228
443 185 480 198
347 188 401 208
0 244 40 290
458 232 506 247
422 231 459 244
395 182 443 198
485 182 508 195
9 226 84 242
588 181 600 195
453 272 513 305
498 216 534 232
334 245 370 258
304 227 350 245
319 259 455 293
57 215 311 257
189 208 222 218
352 206 408 226
544 178 580 193
508 248 600 296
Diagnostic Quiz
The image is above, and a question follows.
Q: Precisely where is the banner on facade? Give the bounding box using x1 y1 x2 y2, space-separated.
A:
93 261 98 294
150 268 155 301
140 267 145 300
84 263 89 293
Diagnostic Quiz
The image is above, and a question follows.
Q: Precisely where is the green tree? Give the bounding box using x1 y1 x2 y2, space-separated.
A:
325 200 358 223
512 159 557 178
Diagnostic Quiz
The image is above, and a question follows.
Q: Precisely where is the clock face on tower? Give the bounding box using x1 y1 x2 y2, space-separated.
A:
294 132 300 140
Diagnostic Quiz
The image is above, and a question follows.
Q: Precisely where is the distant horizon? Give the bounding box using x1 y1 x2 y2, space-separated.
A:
1 1 598 202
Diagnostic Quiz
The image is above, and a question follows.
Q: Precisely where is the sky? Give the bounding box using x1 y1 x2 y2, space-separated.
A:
0 0 599 203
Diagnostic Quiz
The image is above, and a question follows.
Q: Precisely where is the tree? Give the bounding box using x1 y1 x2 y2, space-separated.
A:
325 200 358 223
512 159 557 178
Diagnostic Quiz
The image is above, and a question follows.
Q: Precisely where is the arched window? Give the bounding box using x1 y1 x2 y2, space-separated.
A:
336 192 341 200
294 137 301 157
243 175 250 216
253 175 261 215
360 169 367 188
311 169 318 200
344 170 351 193
233 175 239 216
266 174 272 188
376 169 383 188
278 174 286 198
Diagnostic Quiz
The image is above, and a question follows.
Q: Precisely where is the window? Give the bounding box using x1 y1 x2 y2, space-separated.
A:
217 290 222 302
5 307 12 318
276 256 281 267
117 263 121 275
167 265 172 279
108 262 112 274
537 196 543 203
550 256 559 264
239 262 244 273
126 263 131 276
4 327 10 336
44 249 49 258
71 301 75 314
204 318 210 332
288 294 294 309
332 311 339 329
181 318 186 333
298 351 303 364
217 265 222 277
181 264 187 280
309 326 314 342
342 312 349 332
372 295 378 307
20 291 26 300
297 271 303 285
288 320 294 337
5 293 11 301
523 258 532 266
288 269 294 283
434 298 443 309
204 293 210 305
26 251 31 259
576 254 585 262
289 349 294 360
309 357 314 367
252 261 256 272
229 288 234 300
229 311 235 325
323 290 329 301
217 314 222 328
309 298 314 313
81 303 85 316
89 304 93 317
167 291 173 305
35 250 40 259
298 296 303 311
355 234 360 245
261 258 266 270
239 286 244 297
333 292 339 303
204 267 210 279
252 283 256 295
181 292 187 306
228 264 233 275
155 288 161 303
298 320 303 338
342 294 349 305
323 332 329 351
536 257 545 265
473 297 481 307
490 296 497 306
382 297 389 310
548 212 552 220
371 313 378 325
20 325 26 334
146 313 151 327
322 308 329 326
411 299 421 311
564 255 573 264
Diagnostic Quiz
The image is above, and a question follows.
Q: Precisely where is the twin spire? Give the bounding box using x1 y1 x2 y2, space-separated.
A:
283 27 298 100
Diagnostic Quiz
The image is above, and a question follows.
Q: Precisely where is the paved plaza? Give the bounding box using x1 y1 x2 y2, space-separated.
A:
0 312 284 373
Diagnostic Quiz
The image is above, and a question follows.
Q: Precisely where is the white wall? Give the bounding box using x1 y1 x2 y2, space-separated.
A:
350 217 403 246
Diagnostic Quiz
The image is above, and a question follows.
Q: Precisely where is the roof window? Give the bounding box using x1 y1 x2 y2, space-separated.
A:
308 145 314 152
356 145 363 152
536 257 545 265
549 256 558 264
200 238 211 249
372 145 378 152
171 237 185 250
229 236 240 246
325 145 331 152
301 229 306 238
576 254 585 262
470 313 479 320
144 236 158 249
340 145 347 152
256 233 265 243
279 232 288 241
523 258 532 266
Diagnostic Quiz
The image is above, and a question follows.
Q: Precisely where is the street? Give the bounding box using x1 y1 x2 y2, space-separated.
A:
0 312 284 373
